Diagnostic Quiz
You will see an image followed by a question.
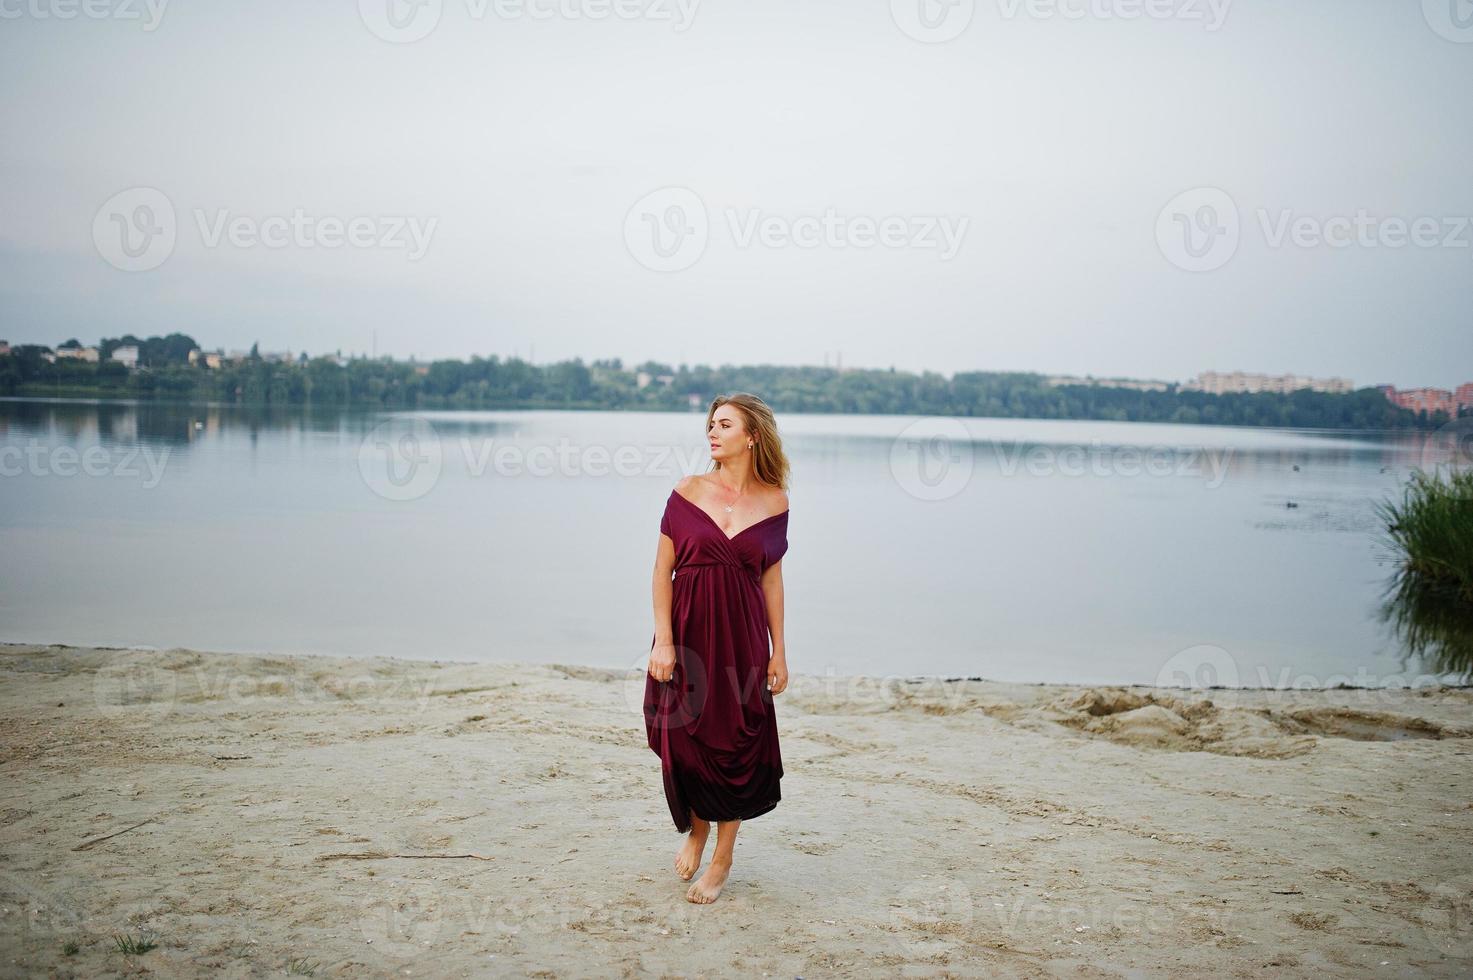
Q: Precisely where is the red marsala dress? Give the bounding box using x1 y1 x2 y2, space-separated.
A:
644 488 788 833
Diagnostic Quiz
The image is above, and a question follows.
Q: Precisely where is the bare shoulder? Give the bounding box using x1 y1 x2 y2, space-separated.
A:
673 474 703 501
765 486 790 516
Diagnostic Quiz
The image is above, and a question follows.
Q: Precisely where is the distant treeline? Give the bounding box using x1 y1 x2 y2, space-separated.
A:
0 333 1453 430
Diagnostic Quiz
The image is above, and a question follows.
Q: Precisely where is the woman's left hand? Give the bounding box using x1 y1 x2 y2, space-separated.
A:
767 653 788 696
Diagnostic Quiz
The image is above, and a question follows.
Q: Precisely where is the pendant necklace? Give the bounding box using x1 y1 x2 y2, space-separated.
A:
721 442 755 511
722 482 747 513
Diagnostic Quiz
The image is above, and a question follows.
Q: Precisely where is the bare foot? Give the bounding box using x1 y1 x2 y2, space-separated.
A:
685 857 731 904
674 828 708 880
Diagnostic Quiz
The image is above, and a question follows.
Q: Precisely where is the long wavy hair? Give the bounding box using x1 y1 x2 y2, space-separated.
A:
706 392 791 492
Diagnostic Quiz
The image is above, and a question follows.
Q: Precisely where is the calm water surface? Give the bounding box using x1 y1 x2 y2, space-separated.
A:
0 398 1454 687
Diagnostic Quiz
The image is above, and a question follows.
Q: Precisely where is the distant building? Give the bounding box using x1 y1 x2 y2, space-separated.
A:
636 371 676 390
1383 385 1464 416
111 345 139 368
0 340 9 356
1045 374 1171 392
55 346 100 363
1183 371 1354 395
189 349 225 369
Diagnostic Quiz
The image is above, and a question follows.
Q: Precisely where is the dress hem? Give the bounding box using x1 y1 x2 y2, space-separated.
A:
675 797 780 833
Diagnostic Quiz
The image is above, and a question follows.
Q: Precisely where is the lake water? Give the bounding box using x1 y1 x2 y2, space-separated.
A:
0 397 1458 687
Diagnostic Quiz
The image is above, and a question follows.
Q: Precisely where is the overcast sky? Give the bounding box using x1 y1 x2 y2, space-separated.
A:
1 0 1469 388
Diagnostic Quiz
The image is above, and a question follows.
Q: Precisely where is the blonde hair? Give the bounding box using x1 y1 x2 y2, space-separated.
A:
706 392 791 491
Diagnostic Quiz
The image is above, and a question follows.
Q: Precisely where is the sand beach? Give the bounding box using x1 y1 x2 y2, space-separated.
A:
1 641 1471 978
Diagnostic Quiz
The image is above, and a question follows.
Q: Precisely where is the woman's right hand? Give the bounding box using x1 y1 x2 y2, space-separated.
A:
648 642 676 683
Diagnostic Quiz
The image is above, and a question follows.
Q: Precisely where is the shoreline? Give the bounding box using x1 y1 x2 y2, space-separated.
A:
4 639 1466 693
0 393 1445 435
3 640 1471 977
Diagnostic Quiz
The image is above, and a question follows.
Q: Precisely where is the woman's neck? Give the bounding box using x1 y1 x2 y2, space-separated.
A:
714 460 755 492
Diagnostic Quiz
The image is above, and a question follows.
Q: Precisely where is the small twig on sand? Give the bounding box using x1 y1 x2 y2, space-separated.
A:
73 818 156 851
317 851 495 862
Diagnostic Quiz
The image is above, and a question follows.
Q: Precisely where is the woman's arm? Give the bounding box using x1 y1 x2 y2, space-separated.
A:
652 531 676 644
649 531 677 681
761 559 787 694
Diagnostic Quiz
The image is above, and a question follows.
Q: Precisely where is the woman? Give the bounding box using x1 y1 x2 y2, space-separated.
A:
644 392 790 905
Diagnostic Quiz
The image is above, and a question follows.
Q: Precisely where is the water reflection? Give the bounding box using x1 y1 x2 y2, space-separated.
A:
1381 573 1473 682
1375 425 1473 682
1 396 1466 685
0 398 1455 471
